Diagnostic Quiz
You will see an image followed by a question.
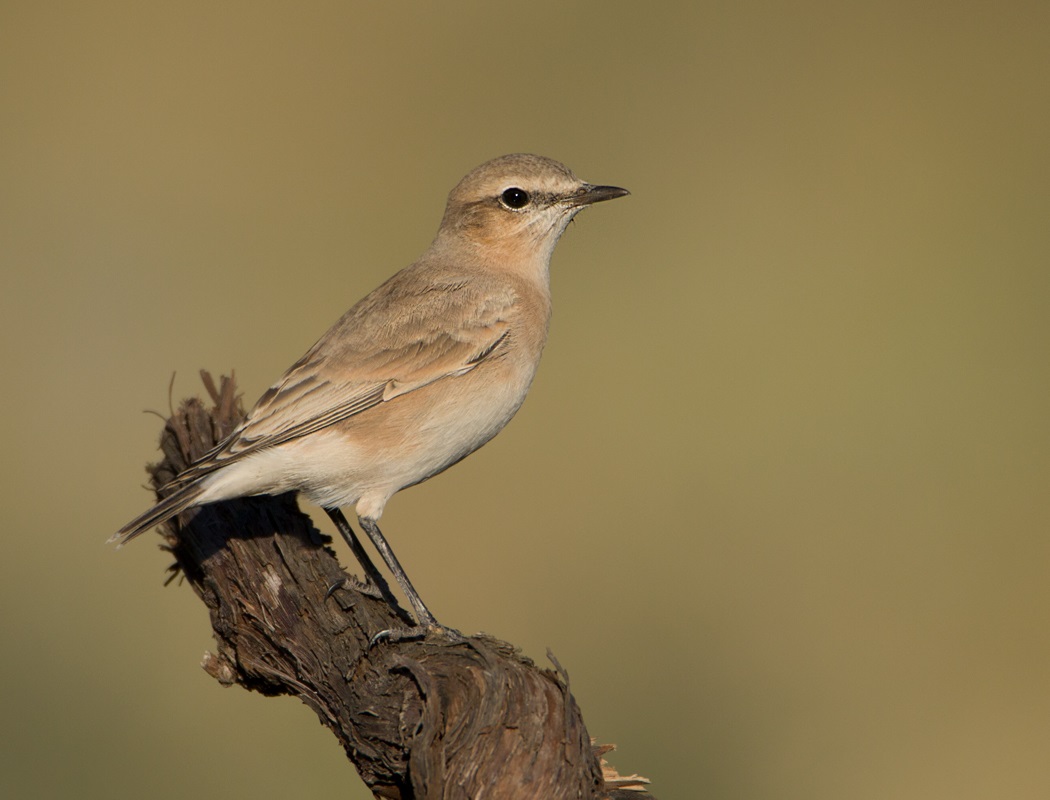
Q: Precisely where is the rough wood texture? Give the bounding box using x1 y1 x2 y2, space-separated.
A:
141 371 654 799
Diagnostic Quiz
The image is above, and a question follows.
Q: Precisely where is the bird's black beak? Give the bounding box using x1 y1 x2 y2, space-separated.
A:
569 183 631 207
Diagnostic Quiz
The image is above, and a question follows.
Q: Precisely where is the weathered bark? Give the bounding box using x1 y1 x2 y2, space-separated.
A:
141 371 653 799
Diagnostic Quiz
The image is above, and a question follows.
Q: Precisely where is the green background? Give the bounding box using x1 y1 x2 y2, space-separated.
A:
3 2 1048 798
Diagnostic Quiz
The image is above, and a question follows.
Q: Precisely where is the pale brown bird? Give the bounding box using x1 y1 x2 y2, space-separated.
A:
114 153 629 628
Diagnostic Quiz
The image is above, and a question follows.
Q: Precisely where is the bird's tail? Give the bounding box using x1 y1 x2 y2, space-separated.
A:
110 481 207 546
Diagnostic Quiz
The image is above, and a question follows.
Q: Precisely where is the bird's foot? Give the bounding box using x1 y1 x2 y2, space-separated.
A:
324 575 386 601
368 621 464 649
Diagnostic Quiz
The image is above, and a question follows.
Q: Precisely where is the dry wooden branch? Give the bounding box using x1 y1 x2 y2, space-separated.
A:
138 371 654 799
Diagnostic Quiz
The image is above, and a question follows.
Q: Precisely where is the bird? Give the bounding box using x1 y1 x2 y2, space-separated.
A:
114 153 629 629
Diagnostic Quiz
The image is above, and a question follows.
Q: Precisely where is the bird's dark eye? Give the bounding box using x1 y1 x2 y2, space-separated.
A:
499 187 530 209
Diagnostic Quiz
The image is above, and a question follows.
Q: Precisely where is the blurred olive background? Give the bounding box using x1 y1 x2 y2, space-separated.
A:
2 2 1048 798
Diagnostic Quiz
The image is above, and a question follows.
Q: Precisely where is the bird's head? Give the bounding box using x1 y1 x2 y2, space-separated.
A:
436 153 629 269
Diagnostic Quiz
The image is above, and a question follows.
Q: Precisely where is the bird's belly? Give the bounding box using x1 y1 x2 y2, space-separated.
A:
243 361 535 515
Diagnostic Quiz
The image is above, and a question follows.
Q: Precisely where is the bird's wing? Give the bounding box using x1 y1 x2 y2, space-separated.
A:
171 276 516 484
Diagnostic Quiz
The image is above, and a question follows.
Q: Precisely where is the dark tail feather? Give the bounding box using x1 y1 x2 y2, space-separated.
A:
110 481 207 546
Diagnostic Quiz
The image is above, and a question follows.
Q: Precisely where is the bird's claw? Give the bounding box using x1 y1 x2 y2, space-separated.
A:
368 622 463 649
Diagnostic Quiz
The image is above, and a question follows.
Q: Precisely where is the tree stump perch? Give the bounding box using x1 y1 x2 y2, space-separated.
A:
137 371 653 799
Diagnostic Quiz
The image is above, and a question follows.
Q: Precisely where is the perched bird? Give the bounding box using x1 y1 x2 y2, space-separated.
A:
114 153 629 628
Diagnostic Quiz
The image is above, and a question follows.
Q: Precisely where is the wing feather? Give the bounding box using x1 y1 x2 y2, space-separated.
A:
170 270 516 485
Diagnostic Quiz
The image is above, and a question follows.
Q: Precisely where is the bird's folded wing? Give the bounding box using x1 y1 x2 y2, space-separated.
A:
170 282 515 484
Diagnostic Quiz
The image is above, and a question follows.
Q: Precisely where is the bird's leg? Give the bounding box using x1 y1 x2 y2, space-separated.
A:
358 516 439 628
324 507 409 622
